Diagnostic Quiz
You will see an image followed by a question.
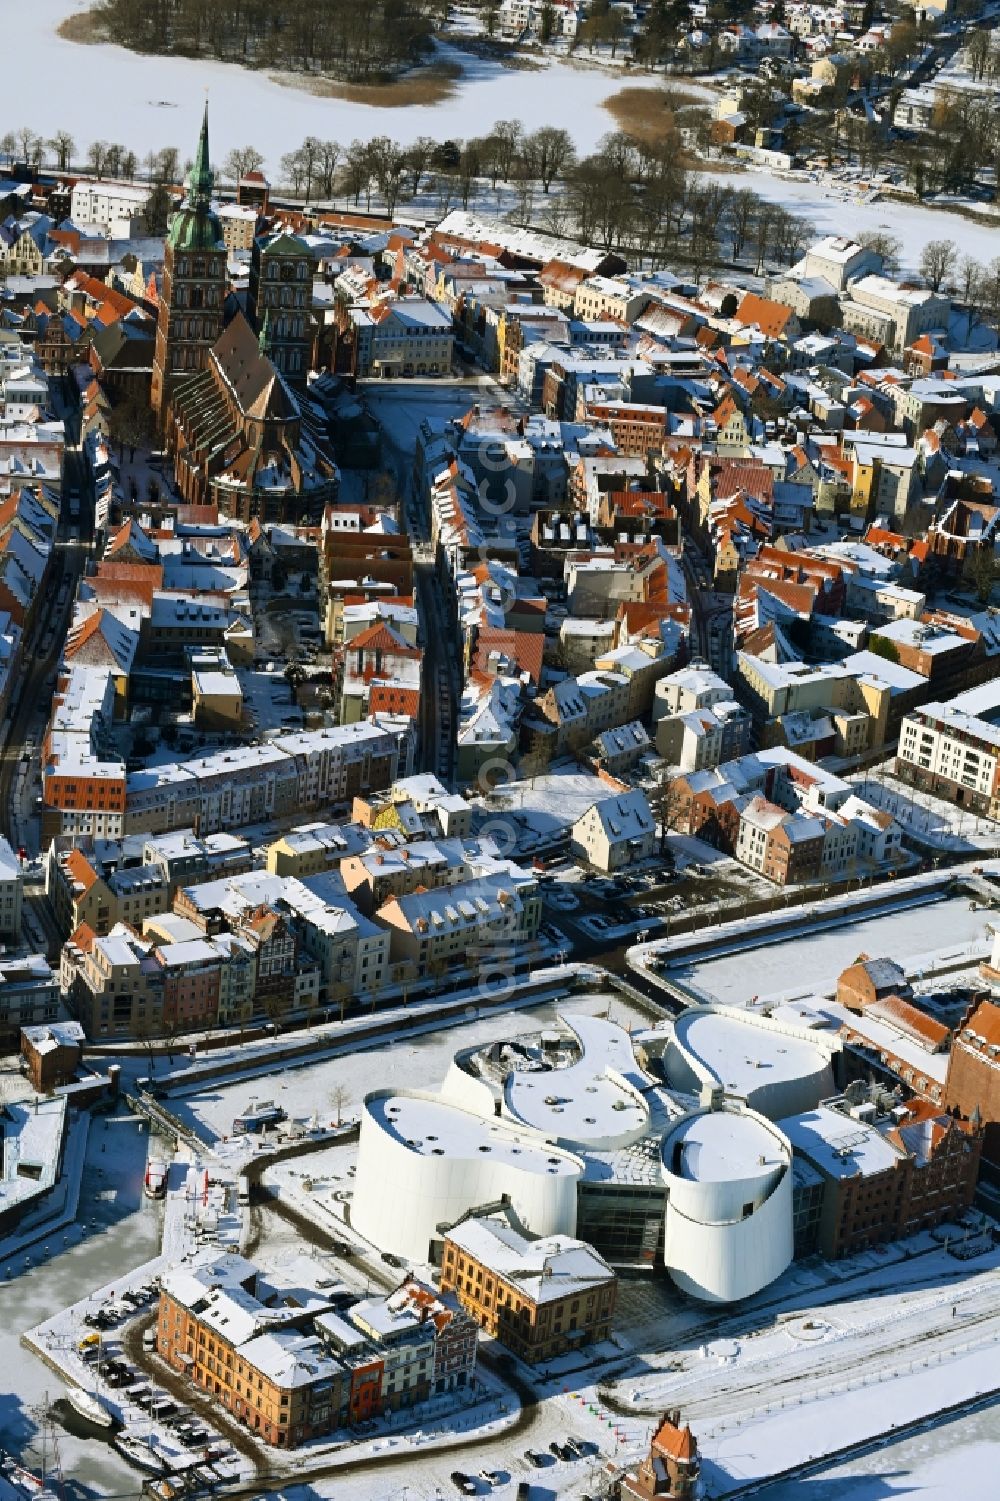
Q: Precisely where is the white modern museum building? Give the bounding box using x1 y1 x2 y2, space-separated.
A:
350 1004 844 1304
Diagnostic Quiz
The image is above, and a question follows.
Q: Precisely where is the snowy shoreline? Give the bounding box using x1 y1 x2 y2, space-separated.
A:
19 1 666 165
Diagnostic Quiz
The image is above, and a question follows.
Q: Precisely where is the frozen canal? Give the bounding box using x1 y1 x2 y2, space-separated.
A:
684 894 991 1005
752 1401 1000 1500
20 1 660 169
0 1112 159 1496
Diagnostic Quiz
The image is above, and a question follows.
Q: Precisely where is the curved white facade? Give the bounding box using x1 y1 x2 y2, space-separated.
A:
351 1009 808 1304
661 1107 794 1303
352 1090 583 1262
665 1005 837 1120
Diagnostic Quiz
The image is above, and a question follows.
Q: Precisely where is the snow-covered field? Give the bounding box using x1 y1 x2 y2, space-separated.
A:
22 2 659 168
685 892 991 1004
704 165 1000 274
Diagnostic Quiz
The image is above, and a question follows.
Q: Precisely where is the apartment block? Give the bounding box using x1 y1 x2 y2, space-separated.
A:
896 685 1000 819
156 1252 477 1448
441 1214 617 1364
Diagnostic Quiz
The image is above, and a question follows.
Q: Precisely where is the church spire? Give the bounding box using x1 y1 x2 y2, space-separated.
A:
167 103 223 251
185 101 213 209
258 308 272 357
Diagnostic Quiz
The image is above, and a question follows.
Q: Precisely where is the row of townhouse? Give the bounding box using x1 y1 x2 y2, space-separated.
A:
44 829 255 939
334 278 454 379
58 822 541 1037
44 714 403 840
523 636 676 761
157 1251 478 1449
60 890 319 1039
665 748 901 884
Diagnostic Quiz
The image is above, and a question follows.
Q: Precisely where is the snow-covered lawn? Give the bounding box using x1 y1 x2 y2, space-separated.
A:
704 165 1000 275
848 768 1000 854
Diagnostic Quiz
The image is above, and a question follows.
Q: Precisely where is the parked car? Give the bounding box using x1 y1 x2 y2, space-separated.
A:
525 1450 545 1468
450 1473 476 1495
517 1486 531 1501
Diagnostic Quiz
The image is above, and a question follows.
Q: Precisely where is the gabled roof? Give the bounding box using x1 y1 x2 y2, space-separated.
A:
211 311 297 421
348 621 421 658
652 1414 697 1462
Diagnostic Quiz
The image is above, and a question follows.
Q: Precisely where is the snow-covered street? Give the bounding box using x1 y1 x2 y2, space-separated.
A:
0 1113 159 1495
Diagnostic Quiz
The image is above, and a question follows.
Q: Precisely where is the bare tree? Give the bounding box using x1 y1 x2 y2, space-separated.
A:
432 171 456 218
341 140 372 207
509 172 535 229
979 256 1000 330
281 148 307 196
87 140 109 178
727 188 757 264
298 136 323 201
526 126 576 194
493 119 523 181
368 136 407 217
16 126 41 165
155 146 180 185
316 139 341 198
956 254 984 337
967 27 992 82
405 135 436 197
857 230 902 277
329 1084 350 1128
48 131 75 171
223 144 265 183
919 238 958 292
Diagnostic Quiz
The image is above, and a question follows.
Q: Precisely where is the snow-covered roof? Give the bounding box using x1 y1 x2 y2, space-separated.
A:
672 1007 836 1102
780 1105 900 1178
503 1013 652 1147
367 1093 581 1174
445 1215 614 1303
666 1109 787 1183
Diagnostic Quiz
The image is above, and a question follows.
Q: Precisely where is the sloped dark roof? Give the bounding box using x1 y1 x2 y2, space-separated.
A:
211 311 297 422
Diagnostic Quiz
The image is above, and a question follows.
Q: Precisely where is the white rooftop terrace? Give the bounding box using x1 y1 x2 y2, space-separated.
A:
667 1109 785 1184
369 1094 580 1175
503 1013 652 1150
672 1009 833 1102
